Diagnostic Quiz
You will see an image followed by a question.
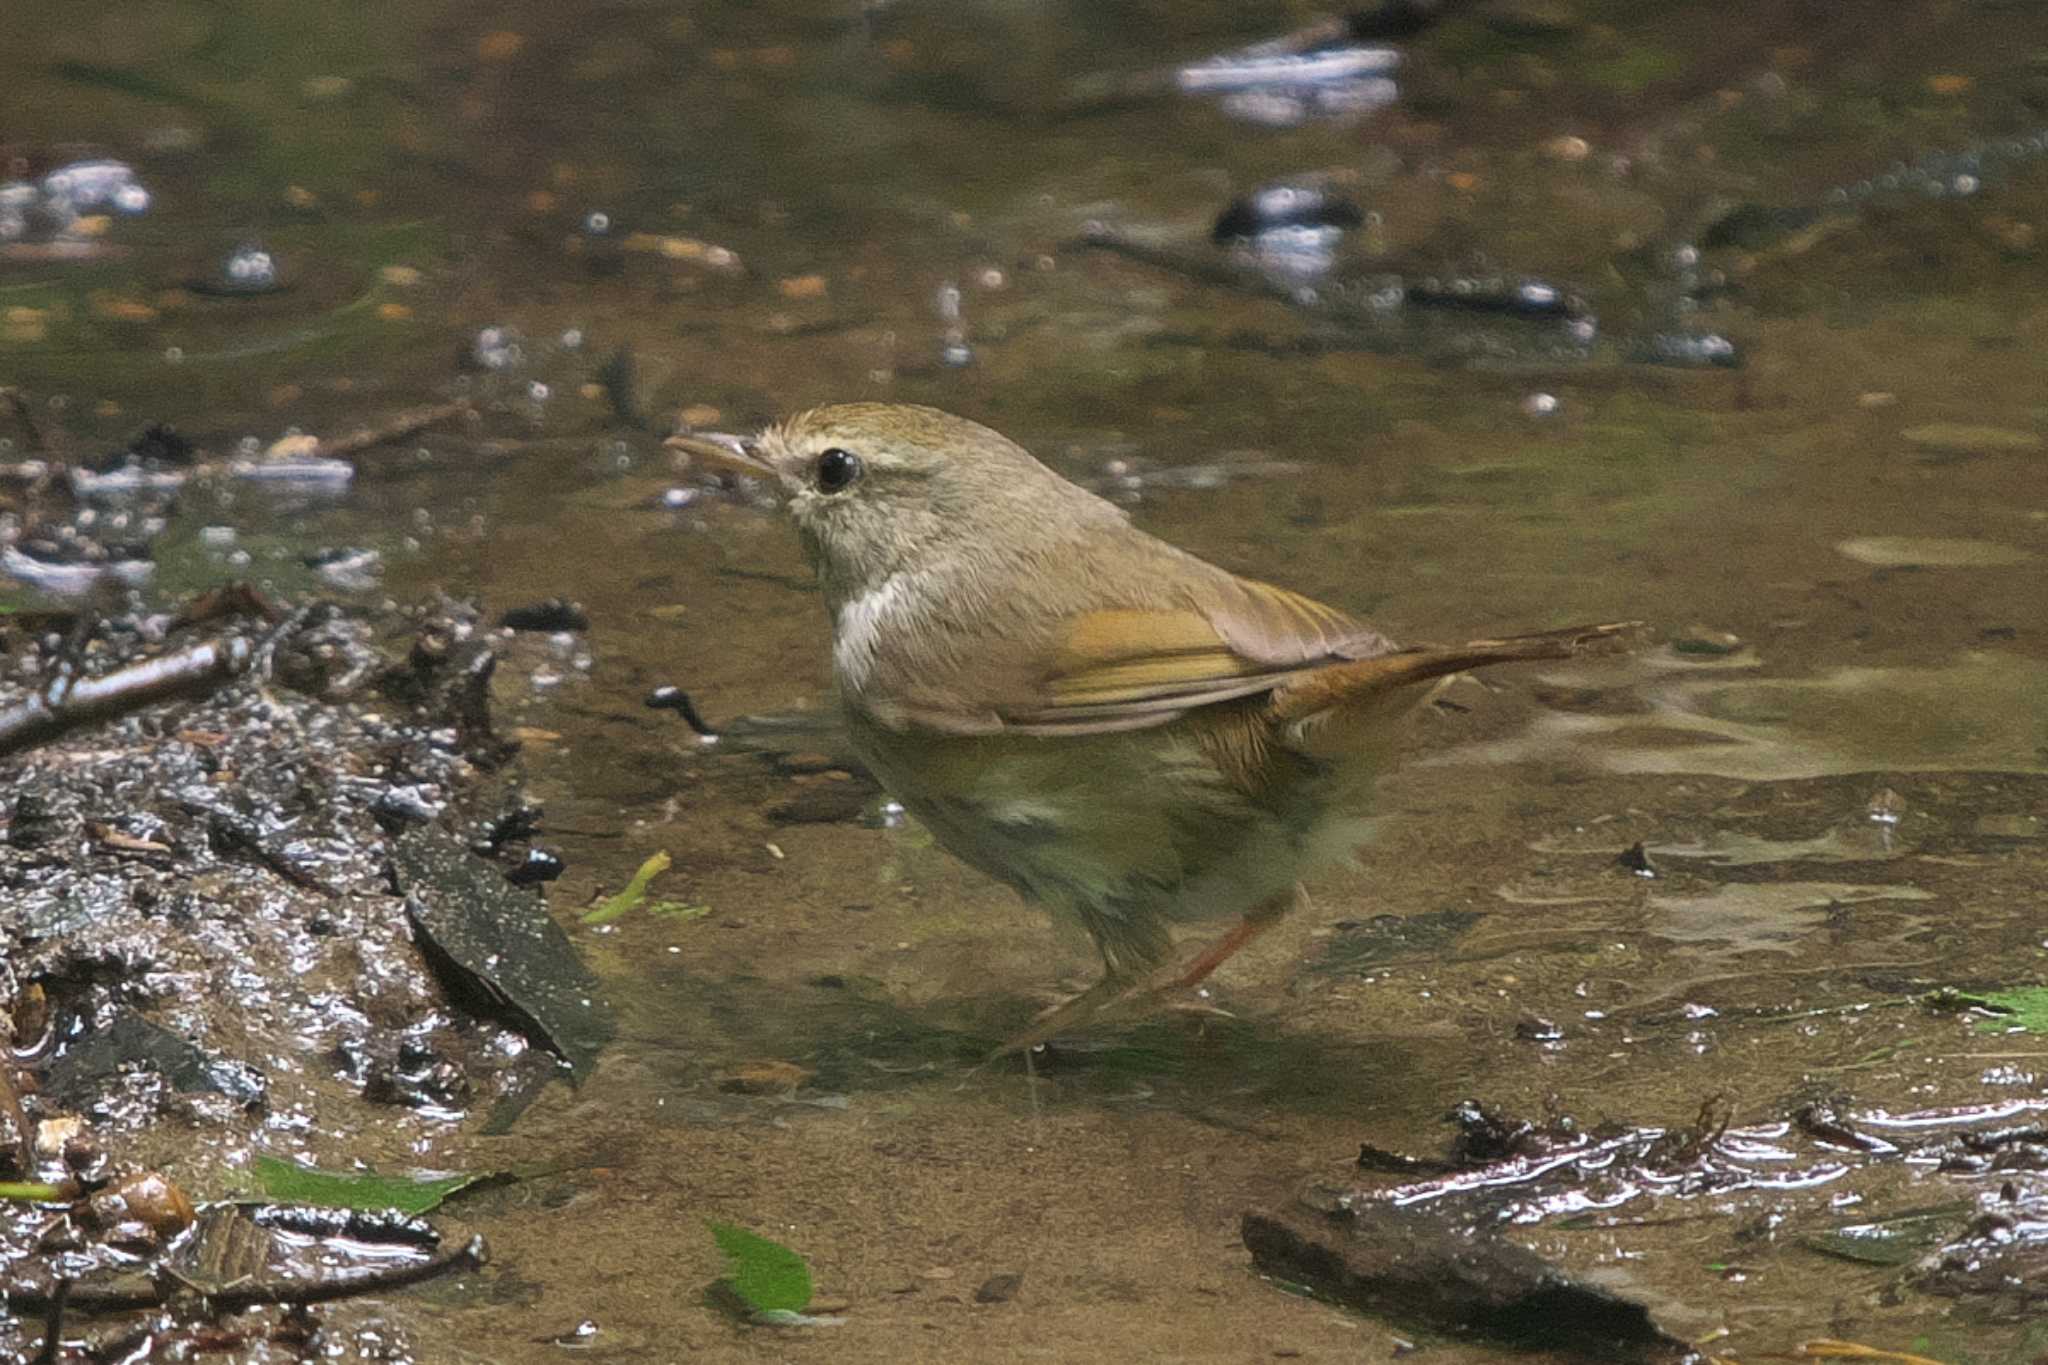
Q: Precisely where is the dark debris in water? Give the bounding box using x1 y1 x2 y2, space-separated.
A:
0 592 582 1350
44 1011 266 1113
1242 1203 1692 1361
392 826 615 1084
1300 1089 2048 1342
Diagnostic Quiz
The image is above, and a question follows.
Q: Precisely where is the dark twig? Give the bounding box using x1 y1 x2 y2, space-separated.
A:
644 685 718 737
0 637 254 758
32 1276 69 1365
203 809 341 898
1 1234 487 1316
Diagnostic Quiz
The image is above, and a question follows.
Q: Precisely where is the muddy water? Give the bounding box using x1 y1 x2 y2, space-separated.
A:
7 0 2048 1359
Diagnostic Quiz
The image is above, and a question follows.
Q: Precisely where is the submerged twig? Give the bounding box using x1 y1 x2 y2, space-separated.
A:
0 1234 488 1316
31 1277 68 1365
317 400 474 461
0 636 253 758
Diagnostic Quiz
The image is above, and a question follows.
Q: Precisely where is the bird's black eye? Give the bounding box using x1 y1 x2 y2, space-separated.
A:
814 447 863 492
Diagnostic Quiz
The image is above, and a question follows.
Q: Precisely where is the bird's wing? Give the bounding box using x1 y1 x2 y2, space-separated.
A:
997 575 1399 735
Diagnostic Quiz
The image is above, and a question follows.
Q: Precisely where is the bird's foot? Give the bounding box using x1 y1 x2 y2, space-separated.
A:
989 975 1162 1058
990 968 1243 1059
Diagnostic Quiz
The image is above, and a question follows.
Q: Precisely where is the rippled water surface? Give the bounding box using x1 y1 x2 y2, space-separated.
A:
7 0 2048 1359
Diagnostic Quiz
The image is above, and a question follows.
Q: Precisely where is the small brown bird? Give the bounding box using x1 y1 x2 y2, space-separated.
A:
670 404 1629 1050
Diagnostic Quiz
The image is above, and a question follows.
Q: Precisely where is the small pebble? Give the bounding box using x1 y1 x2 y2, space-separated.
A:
974 1273 1024 1303
1671 625 1741 656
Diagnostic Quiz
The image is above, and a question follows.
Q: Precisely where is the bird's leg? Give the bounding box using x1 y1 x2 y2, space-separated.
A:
1167 885 1299 990
990 887 1301 1057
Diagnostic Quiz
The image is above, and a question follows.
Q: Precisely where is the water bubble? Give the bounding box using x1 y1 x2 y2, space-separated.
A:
1521 392 1559 417
162 346 184 364
472 326 523 370
42 160 150 214
527 381 551 401
1952 173 1980 196
220 242 279 293
583 211 612 235
560 328 584 349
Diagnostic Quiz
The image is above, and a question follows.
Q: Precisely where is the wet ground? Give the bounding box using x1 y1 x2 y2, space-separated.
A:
6 0 2048 1359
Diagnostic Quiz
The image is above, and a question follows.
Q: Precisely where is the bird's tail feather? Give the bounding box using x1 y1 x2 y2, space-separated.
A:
1271 621 1639 723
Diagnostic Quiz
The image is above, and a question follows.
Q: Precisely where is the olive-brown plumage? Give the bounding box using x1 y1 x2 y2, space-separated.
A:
671 404 1629 1048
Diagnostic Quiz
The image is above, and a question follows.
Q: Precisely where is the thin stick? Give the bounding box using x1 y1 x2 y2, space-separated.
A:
0 637 253 758
0 1235 487 1316
31 1277 68 1365
317 401 473 460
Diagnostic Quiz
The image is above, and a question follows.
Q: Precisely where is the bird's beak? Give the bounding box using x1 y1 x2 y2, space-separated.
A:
664 430 775 479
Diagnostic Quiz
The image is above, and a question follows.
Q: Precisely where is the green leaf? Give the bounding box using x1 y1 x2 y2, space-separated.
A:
581 851 674 925
249 1155 487 1215
708 1220 813 1313
649 901 711 921
1968 986 2048 1033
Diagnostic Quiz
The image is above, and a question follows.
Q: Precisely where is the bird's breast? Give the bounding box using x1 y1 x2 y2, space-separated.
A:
831 571 926 692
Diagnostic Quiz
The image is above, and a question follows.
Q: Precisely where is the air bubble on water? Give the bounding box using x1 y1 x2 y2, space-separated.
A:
163 346 184 363
583 211 612 235
1952 173 1980 196
472 326 523 371
223 242 278 290
527 381 551 401
560 328 584 349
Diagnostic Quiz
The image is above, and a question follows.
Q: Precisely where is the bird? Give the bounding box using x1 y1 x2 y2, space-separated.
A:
667 403 1631 1052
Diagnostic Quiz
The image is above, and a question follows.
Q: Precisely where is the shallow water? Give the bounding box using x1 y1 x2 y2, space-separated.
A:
7 0 2048 1359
